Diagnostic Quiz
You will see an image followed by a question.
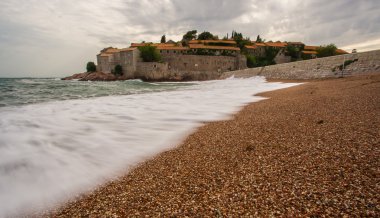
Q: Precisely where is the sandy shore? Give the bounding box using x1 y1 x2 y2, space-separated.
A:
46 74 379 217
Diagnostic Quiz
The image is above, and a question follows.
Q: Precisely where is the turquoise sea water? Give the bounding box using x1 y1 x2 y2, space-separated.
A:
0 78 193 107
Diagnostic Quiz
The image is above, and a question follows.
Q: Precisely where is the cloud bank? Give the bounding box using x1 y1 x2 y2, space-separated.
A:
0 0 379 77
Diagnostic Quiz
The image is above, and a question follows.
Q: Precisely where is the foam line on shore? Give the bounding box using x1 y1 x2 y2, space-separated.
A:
0 76 299 217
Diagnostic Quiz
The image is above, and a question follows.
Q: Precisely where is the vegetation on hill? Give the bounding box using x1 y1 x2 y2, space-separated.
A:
316 44 337 58
86 62 96 72
138 45 161 62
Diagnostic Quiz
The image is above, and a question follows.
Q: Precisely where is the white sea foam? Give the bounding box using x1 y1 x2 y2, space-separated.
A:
0 76 299 216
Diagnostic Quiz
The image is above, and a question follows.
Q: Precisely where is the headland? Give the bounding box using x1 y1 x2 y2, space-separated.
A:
63 30 368 82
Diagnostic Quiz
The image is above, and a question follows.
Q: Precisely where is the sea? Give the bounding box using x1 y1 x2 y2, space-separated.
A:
0 76 299 216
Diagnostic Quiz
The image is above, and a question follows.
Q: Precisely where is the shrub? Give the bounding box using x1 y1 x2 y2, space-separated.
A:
316 44 337 58
86 62 96 72
333 58 359 71
138 46 161 62
246 54 257 68
113 64 123 76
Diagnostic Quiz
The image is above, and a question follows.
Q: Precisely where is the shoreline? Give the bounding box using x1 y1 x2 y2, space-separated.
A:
46 74 379 217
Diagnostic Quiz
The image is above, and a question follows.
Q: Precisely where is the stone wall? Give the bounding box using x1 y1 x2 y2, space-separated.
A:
163 54 246 72
134 54 247 81
135 62 169 80
221 49 380 79
120 49 140 78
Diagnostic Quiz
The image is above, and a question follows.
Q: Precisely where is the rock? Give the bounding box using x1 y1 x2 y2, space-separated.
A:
80 72 117 81
61 72 90 80
62 72 124 81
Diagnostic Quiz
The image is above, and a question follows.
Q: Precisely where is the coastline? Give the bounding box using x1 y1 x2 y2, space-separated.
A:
46 74 379 217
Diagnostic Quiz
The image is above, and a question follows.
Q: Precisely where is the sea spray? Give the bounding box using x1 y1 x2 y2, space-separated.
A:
0 76 299 216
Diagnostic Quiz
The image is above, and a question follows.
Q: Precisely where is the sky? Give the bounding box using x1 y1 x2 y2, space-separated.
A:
0 0 379 78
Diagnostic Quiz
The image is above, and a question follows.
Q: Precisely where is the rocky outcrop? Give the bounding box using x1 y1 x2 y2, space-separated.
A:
62 72 125 81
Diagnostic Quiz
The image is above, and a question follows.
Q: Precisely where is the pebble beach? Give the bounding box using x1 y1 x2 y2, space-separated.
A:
46 74 379 217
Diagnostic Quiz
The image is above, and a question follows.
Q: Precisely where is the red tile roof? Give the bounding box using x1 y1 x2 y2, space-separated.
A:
152 43 176 47
99 53 114 57
244 45 257 49
102 48 120 53
254 42 266 47
119 47 137 52
288 42 305 45
336 49 348 54
189 44 240 51
130 43 153 47
189 40 237 45
304 45 319 51
302 50 317 55
265 42 288 48
130 43 177 48
157 46 189 50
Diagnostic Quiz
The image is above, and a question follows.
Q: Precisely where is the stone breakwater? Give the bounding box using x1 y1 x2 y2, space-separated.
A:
221 49 380 80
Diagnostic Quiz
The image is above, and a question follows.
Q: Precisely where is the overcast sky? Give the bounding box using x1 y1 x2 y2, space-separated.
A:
0 0 379 78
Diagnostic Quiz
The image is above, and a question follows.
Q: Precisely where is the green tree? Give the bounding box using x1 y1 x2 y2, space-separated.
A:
160 35 166 43
256 35 263 43
286 45 300 61
182 30 197 45
231 30 251 49
197 31 214 40
316 44 337 58
263 47 279 65
86 61 96 72
113 64 123 76
138 45 161 62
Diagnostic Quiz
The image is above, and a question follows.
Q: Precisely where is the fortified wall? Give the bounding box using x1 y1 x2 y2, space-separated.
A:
221 50 380 79
135 55 246 81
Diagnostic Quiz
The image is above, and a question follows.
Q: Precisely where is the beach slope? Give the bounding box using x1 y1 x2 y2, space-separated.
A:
49 74 379 217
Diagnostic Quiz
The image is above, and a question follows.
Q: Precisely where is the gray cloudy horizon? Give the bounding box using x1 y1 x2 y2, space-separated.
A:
0 0 379 78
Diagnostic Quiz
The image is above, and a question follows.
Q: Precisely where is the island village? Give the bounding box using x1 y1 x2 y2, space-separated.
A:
66 31 350 81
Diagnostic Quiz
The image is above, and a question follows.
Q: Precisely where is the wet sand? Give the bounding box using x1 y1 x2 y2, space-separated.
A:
47 74 379 217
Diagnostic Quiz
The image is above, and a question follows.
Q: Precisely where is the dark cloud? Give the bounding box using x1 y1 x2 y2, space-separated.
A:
0 0 379 77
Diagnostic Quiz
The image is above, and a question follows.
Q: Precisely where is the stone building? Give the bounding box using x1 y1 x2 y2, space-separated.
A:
302 45 319 59
244 41 291 64
96 39 247 80
265 42 290 64
287 42 305 49
96 47 120 74
119 48 140 78
244 42 266 57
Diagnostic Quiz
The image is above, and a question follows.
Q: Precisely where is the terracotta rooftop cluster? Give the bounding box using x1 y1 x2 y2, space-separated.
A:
98 39 348 57
245 41 348 55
